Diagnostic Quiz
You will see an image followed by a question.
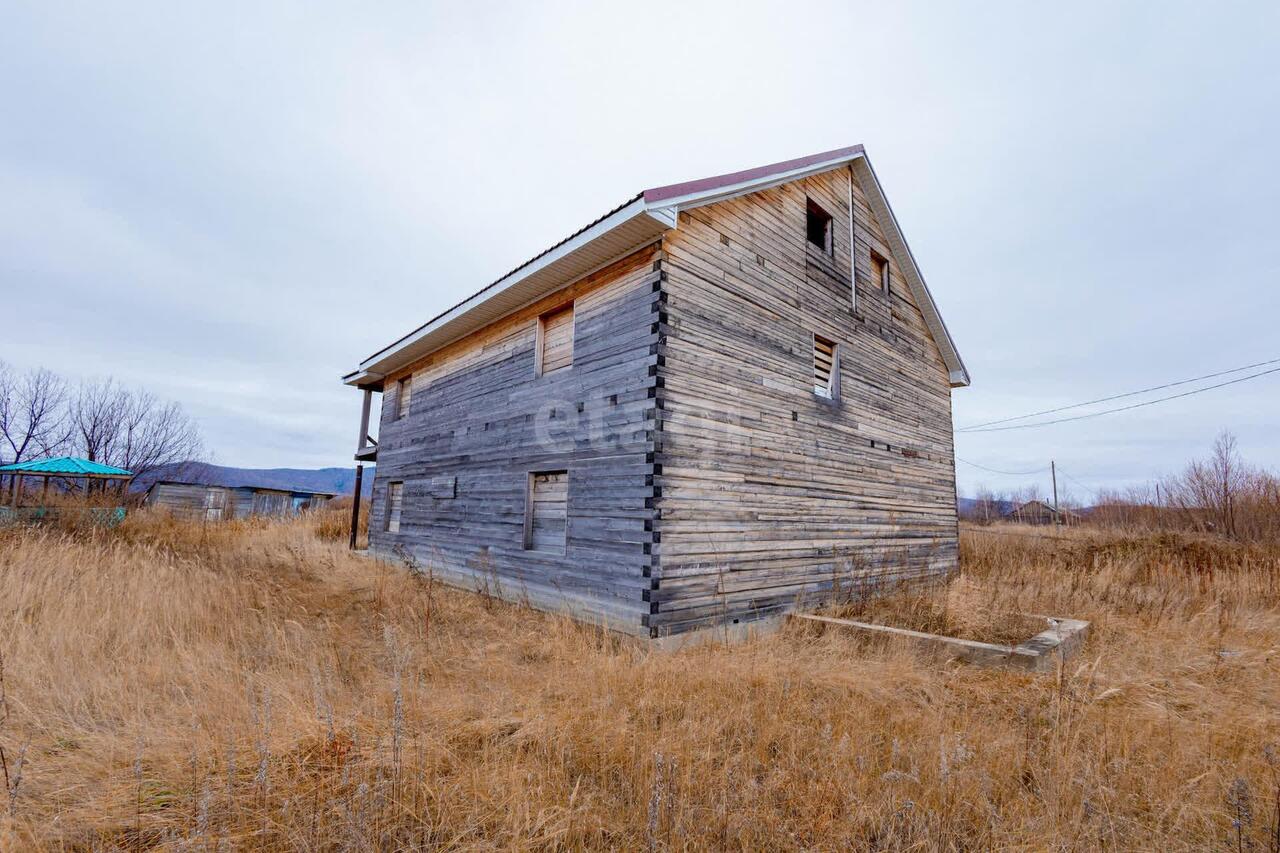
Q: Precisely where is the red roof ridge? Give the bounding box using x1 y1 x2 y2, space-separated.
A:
643 144 865 204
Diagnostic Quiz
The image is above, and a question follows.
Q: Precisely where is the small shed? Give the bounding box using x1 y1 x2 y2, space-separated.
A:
1005 500 1081 526
145 480 335 521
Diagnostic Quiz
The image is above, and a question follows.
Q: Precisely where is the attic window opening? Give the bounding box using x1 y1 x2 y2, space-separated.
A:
813 334 839 399
870 250 890 295
806 198 833 255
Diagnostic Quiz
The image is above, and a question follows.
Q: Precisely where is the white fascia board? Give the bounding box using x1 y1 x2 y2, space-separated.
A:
342 369 384 389
350 197 664 379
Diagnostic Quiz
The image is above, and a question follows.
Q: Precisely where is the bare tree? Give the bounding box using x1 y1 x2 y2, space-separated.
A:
1210 431 1243 536
964 486 1003 525
0 361 71 465
72 379 204 479
1168 430 1248 535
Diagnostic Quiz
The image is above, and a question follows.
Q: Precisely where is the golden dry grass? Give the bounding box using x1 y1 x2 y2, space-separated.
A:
0 514 1278 850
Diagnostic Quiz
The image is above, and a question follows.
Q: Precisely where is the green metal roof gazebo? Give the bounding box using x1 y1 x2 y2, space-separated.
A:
0 456 134 507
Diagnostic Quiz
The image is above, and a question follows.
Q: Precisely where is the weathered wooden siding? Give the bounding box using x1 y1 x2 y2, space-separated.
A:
146 483 329 520
367 246 662 634
146 483 254 520
651 166 958 636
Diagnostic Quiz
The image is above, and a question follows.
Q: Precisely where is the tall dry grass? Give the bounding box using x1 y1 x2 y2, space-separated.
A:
0 514 1278 850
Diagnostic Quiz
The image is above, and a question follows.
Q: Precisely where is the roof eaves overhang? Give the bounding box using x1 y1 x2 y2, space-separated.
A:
345 197 671 386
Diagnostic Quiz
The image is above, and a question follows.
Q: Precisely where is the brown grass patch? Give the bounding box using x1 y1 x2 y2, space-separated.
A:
0 515 1278 849
824 576 1047 646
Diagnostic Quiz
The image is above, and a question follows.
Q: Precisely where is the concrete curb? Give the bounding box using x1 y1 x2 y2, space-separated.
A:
794 613 1090 673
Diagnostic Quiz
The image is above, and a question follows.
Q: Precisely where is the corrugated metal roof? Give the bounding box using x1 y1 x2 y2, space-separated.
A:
643 144 866 203
0 456 133 476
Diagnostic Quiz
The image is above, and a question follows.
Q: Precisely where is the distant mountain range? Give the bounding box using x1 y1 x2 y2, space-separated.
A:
957 497 1015 516
133 462 373 497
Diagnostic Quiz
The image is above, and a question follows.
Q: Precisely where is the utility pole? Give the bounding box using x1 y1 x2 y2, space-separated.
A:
1051 460 1059 517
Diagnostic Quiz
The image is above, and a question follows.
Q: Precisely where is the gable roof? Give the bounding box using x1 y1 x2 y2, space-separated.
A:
0 456 133 477
344 145 969 389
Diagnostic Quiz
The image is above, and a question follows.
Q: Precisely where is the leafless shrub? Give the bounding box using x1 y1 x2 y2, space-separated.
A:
0 651 30 819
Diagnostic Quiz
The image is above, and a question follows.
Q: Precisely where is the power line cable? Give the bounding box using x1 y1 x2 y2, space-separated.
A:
956 457 1047 476
958 365 1280 433
957 356 1280 432
1056 468 1097 497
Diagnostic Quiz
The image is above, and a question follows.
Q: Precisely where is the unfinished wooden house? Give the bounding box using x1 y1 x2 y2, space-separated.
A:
145 481 334 521
343 145 970 639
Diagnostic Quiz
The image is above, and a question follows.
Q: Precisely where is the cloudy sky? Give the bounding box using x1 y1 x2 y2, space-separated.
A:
4 1 1278 500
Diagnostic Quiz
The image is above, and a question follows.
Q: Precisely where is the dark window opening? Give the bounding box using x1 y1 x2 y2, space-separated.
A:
806 198 833 254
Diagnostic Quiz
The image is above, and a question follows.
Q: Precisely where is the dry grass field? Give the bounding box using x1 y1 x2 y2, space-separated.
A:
1 510 1278 851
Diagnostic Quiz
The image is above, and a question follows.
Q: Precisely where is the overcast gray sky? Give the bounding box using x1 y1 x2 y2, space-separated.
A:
4 1 1278 500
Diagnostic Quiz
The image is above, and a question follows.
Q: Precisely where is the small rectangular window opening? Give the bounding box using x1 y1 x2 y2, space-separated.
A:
524 470 568 552
870 250 890 295
813 334 839 399
806 198 833 255
386 482 404 533
395 376 413 419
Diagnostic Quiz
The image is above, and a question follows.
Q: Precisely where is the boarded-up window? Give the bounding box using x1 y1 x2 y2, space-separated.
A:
395 375 413 419
203 488 226 522
870 250 890 295
524 470 567 552
253 491 289 516
536 304 574 376
813 334 839 399
386 482 404 533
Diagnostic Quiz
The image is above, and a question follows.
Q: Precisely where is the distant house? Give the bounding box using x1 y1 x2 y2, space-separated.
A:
145 481 334 521
1005 500 1081 526
343 144 971 640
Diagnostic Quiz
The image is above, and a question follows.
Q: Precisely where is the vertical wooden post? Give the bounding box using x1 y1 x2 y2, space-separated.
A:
350 387 374 551
41 477 50 507
846 165 857 309
1050 460 1058 521
349 464 364 550
12 474 22 508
